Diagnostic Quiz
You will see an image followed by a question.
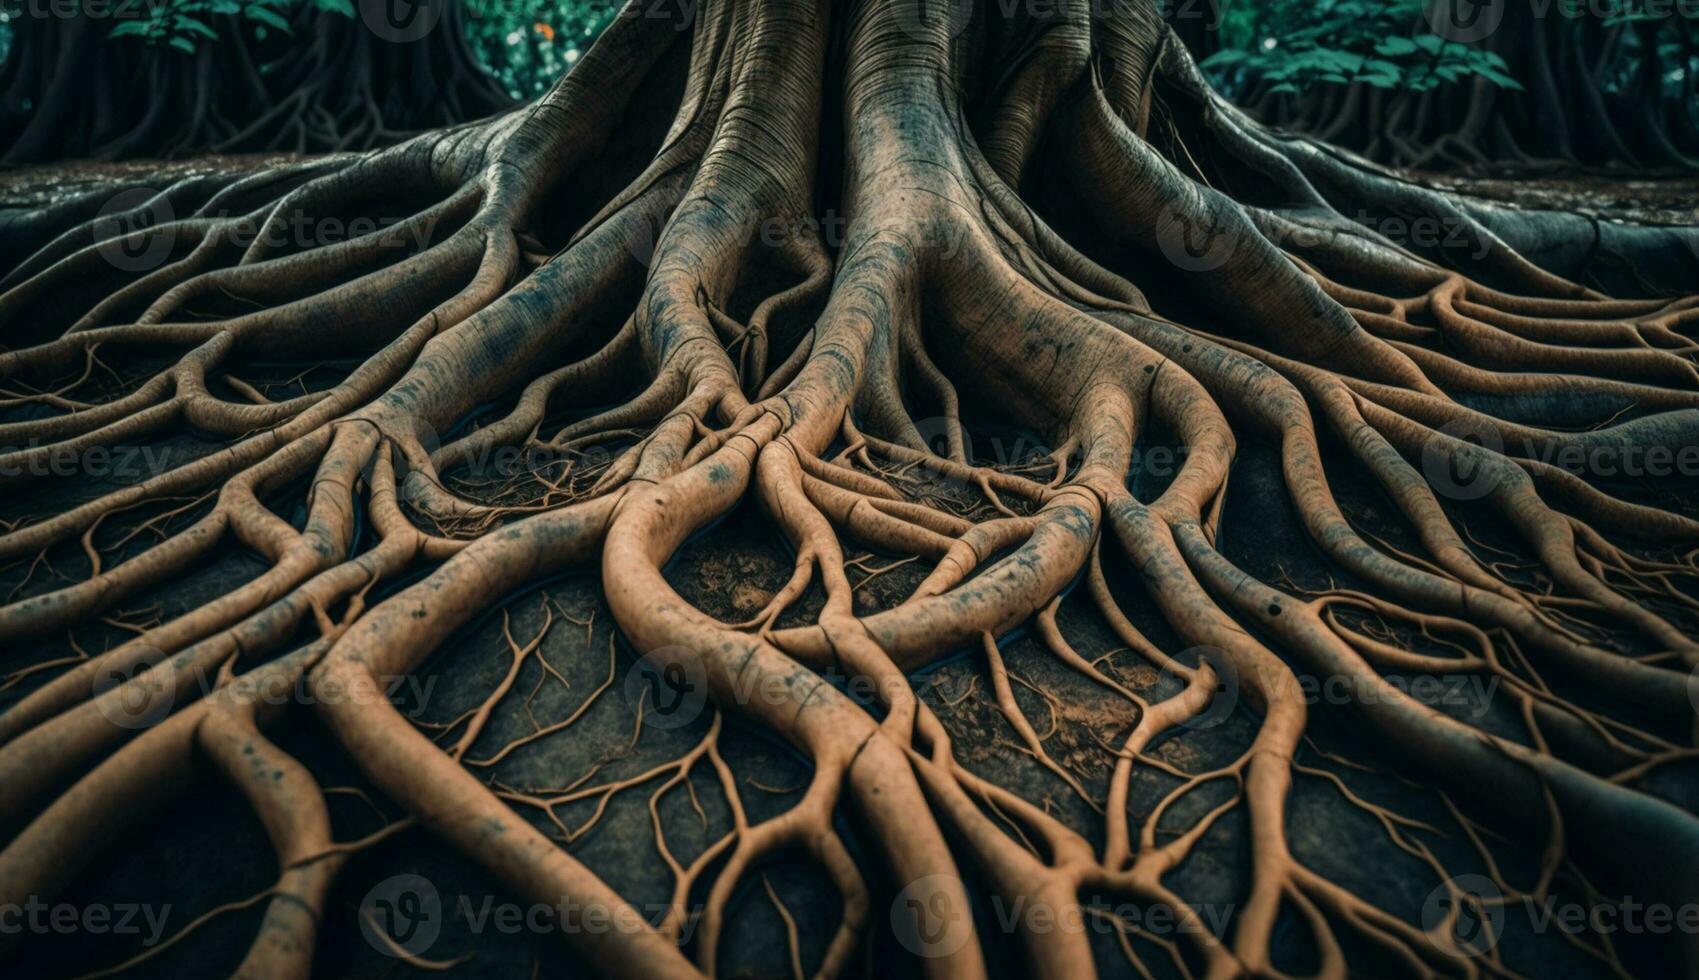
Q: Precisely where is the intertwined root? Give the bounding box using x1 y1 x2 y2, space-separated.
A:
3 1 1699 977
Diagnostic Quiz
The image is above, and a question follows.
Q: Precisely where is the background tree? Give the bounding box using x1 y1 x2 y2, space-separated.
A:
1189 0 1699 170
0 0 511 162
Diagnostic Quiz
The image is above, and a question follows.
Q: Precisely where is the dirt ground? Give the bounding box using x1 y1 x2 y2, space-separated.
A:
5 151 1695 224
2 160 1696 978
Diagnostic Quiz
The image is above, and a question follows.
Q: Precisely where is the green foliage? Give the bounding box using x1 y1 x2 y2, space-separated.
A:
3 0 1694 110
105 0 295 53
79 0 619 95
1201 0 1521 98
1594 0 1699 102
463 0 621 98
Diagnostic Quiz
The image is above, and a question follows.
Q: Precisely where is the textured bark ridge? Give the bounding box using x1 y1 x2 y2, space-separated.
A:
2 1 1699 976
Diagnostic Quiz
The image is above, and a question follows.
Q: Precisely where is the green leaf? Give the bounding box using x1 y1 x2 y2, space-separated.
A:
1477 66 1523 89
1375 36 1418 56
169 35 197 54
176 16 219 39
1413 33 1446 54
108 20 151 38
1201 48 1249 67
246 6 292 32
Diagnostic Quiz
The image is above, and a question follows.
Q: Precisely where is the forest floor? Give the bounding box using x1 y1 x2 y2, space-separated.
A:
5 153 1695 223
2 156 1696 979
